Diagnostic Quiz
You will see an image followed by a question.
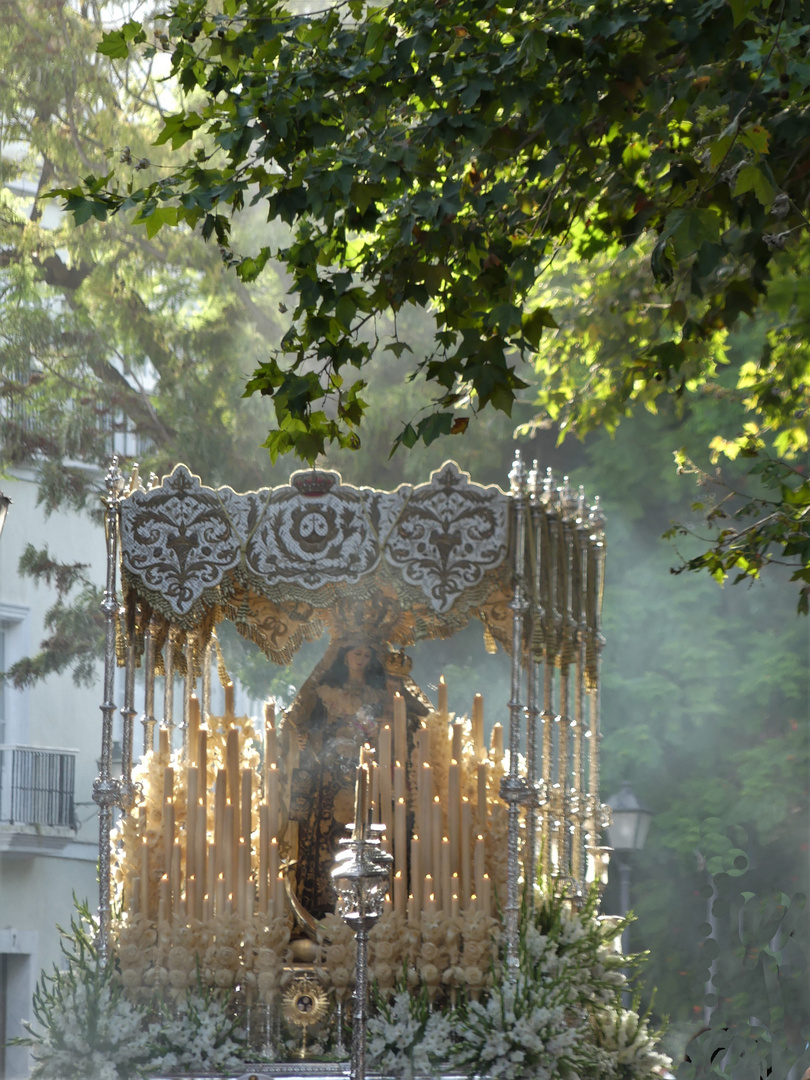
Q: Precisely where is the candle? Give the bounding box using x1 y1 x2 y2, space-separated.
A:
258 805 269 912
451 722 462 763
393 693 407 767
186 767 199 884
472 694 485 761
263 766 279 845
264 700 277 767
431 798 442 908
159 726 170 760
224 681 235 718
424 875 434 911
163 765 174 805
202 891 212 923
393 763 406 804
189 695 200 766
215 872 226 915
370 761 380 823
198 728 208 796
394 870 406 914
474 834 486 901
187 875 197 923
171 839 182 916
130 876 140 916
379 726 392 831
448 761 461 875
224 802 235 897
269 838 280 910
481 873 492 917
140 839 149 919
237 838 248 917
206 842 216 910
451 883 459 919
438 674 448 714
408 892 417 926
159 875 169 923
461 799 472 906
491 722 503 760
241 768 252 845
394 796 407 890
164 799 175 874
214 770 226 876
354 763 369 839
441 837 451 915
419 764 433 870
226 726 240 821
195 798 206 919
417 725 431 771
410 836 422 908
477 763 488 830
275 872 286 916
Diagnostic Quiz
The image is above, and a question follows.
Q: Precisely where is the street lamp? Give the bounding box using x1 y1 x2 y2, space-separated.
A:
605 782 652 966
0 492 11 540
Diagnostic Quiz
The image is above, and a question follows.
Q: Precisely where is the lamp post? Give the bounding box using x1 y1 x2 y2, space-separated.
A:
605 782 652 968
0 492 11 541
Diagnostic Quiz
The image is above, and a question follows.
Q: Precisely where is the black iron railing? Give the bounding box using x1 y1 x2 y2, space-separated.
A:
0 745 76 828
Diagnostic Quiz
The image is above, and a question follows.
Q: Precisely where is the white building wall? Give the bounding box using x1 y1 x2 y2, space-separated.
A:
0 467 102 1080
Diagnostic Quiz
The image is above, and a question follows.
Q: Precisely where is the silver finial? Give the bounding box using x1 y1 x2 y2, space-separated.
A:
589 495 606 532
508 450 526 495
558 475 576 520
527 459 540 500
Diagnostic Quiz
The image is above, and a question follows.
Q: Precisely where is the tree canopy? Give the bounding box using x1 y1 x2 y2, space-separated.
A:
59 0 810 604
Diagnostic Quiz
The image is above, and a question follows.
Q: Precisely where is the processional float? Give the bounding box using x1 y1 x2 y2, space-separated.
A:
94 453 610 1060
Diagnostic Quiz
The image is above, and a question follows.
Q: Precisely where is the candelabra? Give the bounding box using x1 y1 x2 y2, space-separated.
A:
332 776 393 1080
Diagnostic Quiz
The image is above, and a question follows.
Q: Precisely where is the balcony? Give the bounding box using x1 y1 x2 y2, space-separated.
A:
0 745 77 855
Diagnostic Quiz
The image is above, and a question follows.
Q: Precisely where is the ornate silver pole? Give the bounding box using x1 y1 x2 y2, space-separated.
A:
539 469 558 882
332 799 392 1080
163 626 175 752
94 458 124 964
570 487 589 895
555 477 578 889
142 619 157 754
585 498 608 884
523 462 544 907
118 624 137 813
500 450 529 975
201 634 213 723
183 634 194 759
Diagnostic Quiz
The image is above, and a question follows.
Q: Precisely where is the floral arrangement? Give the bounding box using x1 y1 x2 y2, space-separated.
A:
14 900 158 1080
367 886 671 1080
20 888 669 1080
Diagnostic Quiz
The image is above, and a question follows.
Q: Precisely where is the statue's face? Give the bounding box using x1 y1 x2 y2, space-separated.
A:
346 644 372 679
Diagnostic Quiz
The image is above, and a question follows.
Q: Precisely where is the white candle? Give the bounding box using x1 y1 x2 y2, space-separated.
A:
438 674 448 715
472 694 485 761
393 693 407 767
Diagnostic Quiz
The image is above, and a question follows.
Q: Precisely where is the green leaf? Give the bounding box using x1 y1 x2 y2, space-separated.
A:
97 22 145 59
522 306 558 347
734 163 775 207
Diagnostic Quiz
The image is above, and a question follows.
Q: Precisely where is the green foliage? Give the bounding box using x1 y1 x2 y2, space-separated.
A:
675 826 810 1080
59 0 810 473
3 546 104 688
0 0 291 518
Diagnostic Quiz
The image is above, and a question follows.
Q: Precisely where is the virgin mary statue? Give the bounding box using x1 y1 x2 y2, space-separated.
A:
278 636 425 921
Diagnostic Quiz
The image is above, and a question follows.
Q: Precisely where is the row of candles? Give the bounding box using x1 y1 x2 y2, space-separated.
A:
130 684 287 925
358 681 502 920
128 679 504 927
